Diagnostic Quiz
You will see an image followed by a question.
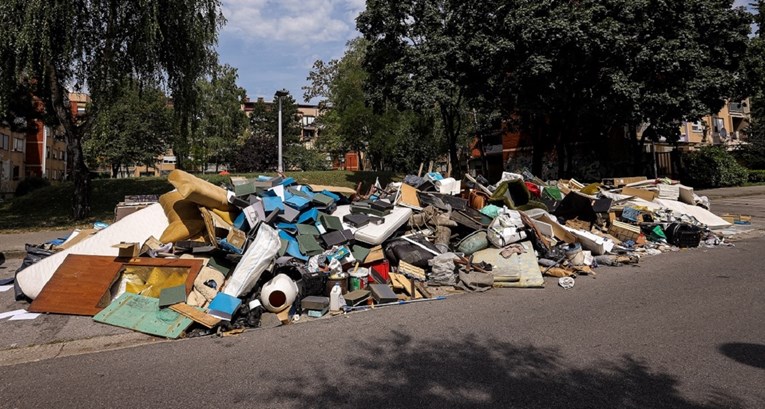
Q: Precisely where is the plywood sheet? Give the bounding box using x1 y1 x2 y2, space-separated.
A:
472 242 544 288
29 255 124 316
94 293 192 339
29 255 204 316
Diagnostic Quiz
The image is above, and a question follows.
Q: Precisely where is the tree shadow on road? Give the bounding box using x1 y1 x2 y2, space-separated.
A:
251 331 745 409
719 342 765 370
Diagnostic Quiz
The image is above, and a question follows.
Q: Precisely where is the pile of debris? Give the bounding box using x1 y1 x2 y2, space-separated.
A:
4 170 734 338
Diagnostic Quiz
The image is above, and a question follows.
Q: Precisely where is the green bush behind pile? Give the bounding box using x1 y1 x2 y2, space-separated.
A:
681 146 748 188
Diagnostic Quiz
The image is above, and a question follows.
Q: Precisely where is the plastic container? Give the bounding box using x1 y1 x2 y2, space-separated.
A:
349 268 369 291
325 272 348 296
565 243 585 266
329 283 342 312
259 274 299 313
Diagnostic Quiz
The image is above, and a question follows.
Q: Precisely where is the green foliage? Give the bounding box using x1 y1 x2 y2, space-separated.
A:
747 169 765 183
285 145 329 171
15 176 50 196
0 0 223 219
84 79 174 176
306 38 444 172
682 146 748 188
187 64 249 171
234 93 301 172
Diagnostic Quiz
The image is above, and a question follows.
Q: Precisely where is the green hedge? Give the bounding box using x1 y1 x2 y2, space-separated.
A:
748 169 765 183
681 146 748 188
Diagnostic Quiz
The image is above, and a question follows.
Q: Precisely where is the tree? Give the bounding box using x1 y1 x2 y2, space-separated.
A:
305 38 444 172
187 64 248 172
233 93 302 172
0 1 223 219
83 79 174 177
739 1 765 169
498 0 750 176
357 1 505 176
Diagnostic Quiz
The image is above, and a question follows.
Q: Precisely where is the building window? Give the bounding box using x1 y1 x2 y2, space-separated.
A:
0 133 9 150
13 137 24 152
303 129 315 139
77 106 86 115
691 122 704 133
302 115 315 126
12 165 20 181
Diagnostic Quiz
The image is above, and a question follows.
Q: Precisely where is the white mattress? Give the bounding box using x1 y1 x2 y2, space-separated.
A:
332 205 412 245
17 203 169 300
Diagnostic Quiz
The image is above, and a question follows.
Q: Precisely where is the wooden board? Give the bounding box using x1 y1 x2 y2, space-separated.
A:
93 293 192 339
29 255 124 316
30 255 204 316
308 184 356 195
170 303 220 328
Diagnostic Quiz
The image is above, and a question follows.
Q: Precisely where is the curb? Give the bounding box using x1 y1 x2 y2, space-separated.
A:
0 332 165 367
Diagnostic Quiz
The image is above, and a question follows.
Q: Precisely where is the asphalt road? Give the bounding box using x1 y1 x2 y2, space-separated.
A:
1 235 763 409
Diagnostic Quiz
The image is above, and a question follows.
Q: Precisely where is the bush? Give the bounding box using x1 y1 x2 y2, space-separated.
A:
681 146 748 188
748 169 765 184
15 176 51 196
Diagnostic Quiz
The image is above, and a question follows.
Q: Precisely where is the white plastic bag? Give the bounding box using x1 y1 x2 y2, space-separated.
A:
222 224 280 297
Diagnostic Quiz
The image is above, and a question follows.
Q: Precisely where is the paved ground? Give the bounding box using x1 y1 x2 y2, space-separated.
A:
0 186 762 408
0 237 763 408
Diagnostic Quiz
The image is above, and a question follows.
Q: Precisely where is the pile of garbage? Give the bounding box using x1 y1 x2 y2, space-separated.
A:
5 169 735 338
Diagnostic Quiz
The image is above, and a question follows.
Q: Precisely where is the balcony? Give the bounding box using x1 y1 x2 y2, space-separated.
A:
728 102 747 117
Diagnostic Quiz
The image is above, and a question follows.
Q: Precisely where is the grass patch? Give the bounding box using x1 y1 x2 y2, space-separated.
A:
0 171 402 232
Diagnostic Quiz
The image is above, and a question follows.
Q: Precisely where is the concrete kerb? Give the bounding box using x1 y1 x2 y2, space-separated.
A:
0 332 164 367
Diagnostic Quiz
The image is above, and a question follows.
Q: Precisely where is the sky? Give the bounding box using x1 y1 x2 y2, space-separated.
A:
218 0 753 105
218 0 366 105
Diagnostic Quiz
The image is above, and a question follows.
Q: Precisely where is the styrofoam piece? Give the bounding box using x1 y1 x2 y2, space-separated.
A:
563 226 614 255
332 205 413 245
17 203 169 300
222 223 280 297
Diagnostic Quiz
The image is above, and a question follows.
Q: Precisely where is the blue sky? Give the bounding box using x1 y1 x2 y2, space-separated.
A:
218 0 365 104
218 0 753 105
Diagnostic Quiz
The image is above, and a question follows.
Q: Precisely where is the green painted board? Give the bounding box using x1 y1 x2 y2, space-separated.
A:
472 241 544 288
94 293 193 339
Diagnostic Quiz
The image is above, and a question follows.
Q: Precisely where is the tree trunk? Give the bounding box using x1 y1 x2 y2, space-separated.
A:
357 149 364 171
441 103 462 178
46 61 90 219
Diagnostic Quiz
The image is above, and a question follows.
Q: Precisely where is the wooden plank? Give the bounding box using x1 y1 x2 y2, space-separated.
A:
30 255 204 316
308 184 356 195
169 303 220 328
388 272 407 290
398 260 426 281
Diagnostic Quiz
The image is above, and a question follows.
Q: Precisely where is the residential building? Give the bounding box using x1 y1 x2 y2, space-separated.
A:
679 99 750 148
242 97 321 147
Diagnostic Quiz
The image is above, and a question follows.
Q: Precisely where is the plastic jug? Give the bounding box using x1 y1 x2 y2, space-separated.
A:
329 283 342 312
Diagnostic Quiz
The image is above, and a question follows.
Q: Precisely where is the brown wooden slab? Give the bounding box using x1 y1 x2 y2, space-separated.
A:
30 255 204 316
169 303 220 328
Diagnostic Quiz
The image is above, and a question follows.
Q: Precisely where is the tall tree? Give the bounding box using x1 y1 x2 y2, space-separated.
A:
357 1 505 176
188 64 248 172
306 38 444 172
0 1 223 218
83 79 174 177
740 1 765 168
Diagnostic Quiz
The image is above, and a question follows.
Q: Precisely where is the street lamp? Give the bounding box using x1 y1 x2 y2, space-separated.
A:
275 89 290 174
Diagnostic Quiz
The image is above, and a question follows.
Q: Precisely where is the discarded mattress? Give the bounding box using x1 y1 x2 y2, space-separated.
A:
17 203 169 300
333 205 412 245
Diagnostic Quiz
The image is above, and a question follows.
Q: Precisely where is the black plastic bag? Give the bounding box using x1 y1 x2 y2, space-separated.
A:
11 244 55 301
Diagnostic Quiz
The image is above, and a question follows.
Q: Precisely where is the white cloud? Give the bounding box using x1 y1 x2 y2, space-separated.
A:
222 0 365 45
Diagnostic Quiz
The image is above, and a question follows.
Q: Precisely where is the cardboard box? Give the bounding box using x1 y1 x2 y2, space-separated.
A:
602 176 648 187
112 242 140 258
621 187 657 202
